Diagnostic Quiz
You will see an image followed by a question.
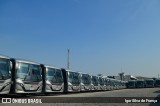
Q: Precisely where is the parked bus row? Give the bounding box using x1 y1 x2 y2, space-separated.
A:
0 55 127 95
127 79 160 88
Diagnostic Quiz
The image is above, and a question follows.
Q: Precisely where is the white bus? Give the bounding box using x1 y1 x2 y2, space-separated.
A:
10 58 43 95
0 55 12 94
80 73 91 91
98 76 105 90
90 75 99 91
61 69 81 92
41 64 64 95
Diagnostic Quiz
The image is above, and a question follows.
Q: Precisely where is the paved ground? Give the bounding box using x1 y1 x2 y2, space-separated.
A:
0 88 160 106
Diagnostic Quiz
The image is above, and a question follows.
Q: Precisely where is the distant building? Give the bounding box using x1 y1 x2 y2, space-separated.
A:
124 75 137 81
114 76 121 80
107 76 115 79
119 72 125 80
136 76 152 80
108 73 138 81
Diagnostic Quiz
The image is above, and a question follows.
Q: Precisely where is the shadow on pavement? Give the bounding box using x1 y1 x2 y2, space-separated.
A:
149 89 160 106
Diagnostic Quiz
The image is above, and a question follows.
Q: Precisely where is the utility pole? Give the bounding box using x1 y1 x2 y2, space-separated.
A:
67 49 70 70
121 65 122 72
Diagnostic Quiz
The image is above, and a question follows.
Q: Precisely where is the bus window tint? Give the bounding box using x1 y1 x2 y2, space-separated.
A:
92 76 98 86
155 80 160 85
55 69 63 83
16 63 29 80
68 72 80 84
0 59 10 80
46 68 56 81
105 79 110 85
146 80 153 85
17 63 42 81
68 72 73 82
99 77 104 85
29 65 42 81
82 74 91 84
46 68 63 83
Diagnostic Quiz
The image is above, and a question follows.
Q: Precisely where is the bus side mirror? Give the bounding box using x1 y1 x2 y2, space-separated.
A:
10 61 13 70
9 71 11 77
16 63 19 70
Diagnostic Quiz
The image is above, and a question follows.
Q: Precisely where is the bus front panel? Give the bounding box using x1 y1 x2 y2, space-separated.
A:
15 62 42 94
80 74 91 91
45 67 64 93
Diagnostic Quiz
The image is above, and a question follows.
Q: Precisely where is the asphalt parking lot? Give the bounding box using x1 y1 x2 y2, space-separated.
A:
1 88 160 106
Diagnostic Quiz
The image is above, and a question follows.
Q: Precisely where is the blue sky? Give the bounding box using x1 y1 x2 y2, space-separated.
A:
0 0 160 77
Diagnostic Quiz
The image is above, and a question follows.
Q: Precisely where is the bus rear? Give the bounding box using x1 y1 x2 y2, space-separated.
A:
10 59 42 94
0 55 12 94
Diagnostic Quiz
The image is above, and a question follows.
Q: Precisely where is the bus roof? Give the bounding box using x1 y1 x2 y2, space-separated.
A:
80 73 91 76
62 69 80 73
42 64 60 70
0 54 10 59
11 58 40 65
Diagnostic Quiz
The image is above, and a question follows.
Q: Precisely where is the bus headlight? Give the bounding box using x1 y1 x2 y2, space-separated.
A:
17 83 24 87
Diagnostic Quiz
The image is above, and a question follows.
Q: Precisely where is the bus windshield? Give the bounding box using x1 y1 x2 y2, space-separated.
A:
0 58 10 80
68 72 80 84
128 81 135 86
81 74 91 84
137 81 144 85
155 80 160 85
16 63 42 82
98 77 104 85
105 79 110 85
46 68 63 83
91 76 98 85
146 80 154 85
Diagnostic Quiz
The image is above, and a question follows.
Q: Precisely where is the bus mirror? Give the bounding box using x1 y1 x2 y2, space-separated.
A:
16 63 19 70
40 68 42 75
10 61 13 70
9 71 11 77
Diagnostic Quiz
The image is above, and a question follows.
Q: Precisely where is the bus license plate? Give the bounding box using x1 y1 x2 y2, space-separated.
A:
73 86 78 89
30 85 37 90
30 87 35 90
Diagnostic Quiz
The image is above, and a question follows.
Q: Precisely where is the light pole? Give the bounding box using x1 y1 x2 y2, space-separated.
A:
67 49 70 70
